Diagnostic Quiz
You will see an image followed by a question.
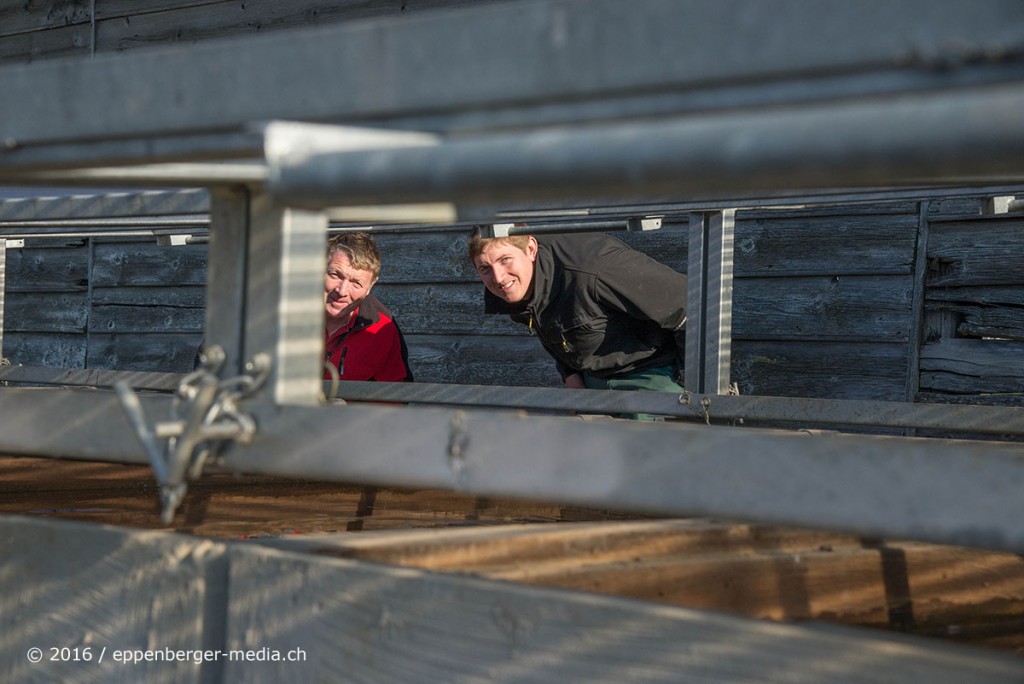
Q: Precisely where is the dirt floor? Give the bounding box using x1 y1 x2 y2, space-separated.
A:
4 455 1024 655
0 455 643 539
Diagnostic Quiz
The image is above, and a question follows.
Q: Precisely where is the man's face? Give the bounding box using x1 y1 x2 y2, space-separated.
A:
473 238 538 304
324 251 376 323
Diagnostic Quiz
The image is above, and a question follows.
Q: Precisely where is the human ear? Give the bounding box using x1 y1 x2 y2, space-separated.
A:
526 237 539 261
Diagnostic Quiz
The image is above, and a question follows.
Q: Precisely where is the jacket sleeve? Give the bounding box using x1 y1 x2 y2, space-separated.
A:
593 241 688 356
374 321 414 382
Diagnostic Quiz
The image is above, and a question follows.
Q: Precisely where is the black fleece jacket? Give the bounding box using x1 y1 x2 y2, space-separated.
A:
484 233 687 379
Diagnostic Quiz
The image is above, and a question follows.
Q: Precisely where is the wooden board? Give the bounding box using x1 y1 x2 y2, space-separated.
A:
731 340 909 400
268 520 1024 653
919 338 1024 395
926 217 1024 287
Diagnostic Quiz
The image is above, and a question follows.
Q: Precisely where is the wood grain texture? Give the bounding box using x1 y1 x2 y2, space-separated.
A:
731 340 908 400
282 520 1024 648
87 331 202 372
91 240 207 287
919 338 1024 395
225 542 1024 683
732 214 918 277
3 242 89 292
2 331 87 367
732 275 913 341
926 217 1024 287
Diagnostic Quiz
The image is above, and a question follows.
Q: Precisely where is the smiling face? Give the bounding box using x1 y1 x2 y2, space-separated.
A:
472 237 538 304
324 251 376 332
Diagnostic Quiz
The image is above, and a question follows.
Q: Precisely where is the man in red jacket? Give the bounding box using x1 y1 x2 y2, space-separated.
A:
323 233 413 382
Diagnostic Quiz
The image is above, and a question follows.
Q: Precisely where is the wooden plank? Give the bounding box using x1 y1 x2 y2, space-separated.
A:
926 286 1024 340
736 201 921 220
90 285 206 335
0 456 586 537
3 292 88 333
0 0 92 37
3 242 88 292
405 333 561 386
374 230 481 284
87 331 201 372
376 227 689 283
94 0 500 54
0 23 89 64
731 340 908 400
225 542 1024 683
919 338 1024 395
90 240 206 287
1 331 86 367
375 282 525 336
732 275 913 342
90 301 205 335
732 214 918 277
927 285 1024 308
269 520 1024 651
926 218 1024 287
930 303 1024 341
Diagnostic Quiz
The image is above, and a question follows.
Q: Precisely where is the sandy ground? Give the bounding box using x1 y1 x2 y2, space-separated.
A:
0 455 644 539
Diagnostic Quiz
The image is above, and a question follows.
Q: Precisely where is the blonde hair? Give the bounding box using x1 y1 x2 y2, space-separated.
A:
467 226 532 263
327 233 382 280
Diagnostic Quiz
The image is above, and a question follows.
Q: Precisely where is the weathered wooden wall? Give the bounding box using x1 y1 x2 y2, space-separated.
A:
920 213 1024 405
0 0 506 66
6 197 1023 405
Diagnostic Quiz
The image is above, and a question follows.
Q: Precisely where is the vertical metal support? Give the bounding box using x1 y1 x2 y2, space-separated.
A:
0 238 6 360
206 188 252 377
685 209 736 394
244 192 327 407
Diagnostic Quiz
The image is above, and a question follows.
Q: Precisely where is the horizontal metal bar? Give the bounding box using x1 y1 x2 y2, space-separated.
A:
0 365 182 391
5 366 1022 437
332 380 1024 436
6 162 268 187
1 184 1022 239
267 83 1024 208
220 401 1024 554
493 184 1024 219
2 1 1024 172
2 385 1024 553
0 188 209 221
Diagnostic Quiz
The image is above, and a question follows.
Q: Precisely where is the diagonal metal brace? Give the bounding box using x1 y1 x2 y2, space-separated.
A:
114 346 269 524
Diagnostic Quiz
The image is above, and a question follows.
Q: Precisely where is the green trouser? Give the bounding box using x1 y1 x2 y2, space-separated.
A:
581 365 684 421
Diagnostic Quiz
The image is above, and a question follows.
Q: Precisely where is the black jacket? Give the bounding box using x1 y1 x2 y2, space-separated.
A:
484 233 687 379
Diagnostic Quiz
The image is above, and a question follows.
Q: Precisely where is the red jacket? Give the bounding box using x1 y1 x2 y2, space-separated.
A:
324 295 413 382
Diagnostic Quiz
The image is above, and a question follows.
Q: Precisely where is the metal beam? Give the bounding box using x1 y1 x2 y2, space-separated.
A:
2 0 1024 172
685 210 735 394
243 193 327 407
266 84 1024 209
2 386 1024 552
4 366 1024 437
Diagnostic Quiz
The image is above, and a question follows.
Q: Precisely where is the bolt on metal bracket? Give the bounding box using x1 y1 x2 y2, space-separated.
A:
114 346 271 524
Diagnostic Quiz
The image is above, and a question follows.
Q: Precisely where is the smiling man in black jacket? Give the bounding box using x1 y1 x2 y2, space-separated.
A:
468 227 687 396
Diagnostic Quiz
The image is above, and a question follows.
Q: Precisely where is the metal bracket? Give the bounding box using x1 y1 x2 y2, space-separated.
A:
114 345 271 524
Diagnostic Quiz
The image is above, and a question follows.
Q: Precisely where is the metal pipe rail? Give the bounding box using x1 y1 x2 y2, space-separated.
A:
3 383 1024 554
265 85 1024 210
4 366 1023 439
